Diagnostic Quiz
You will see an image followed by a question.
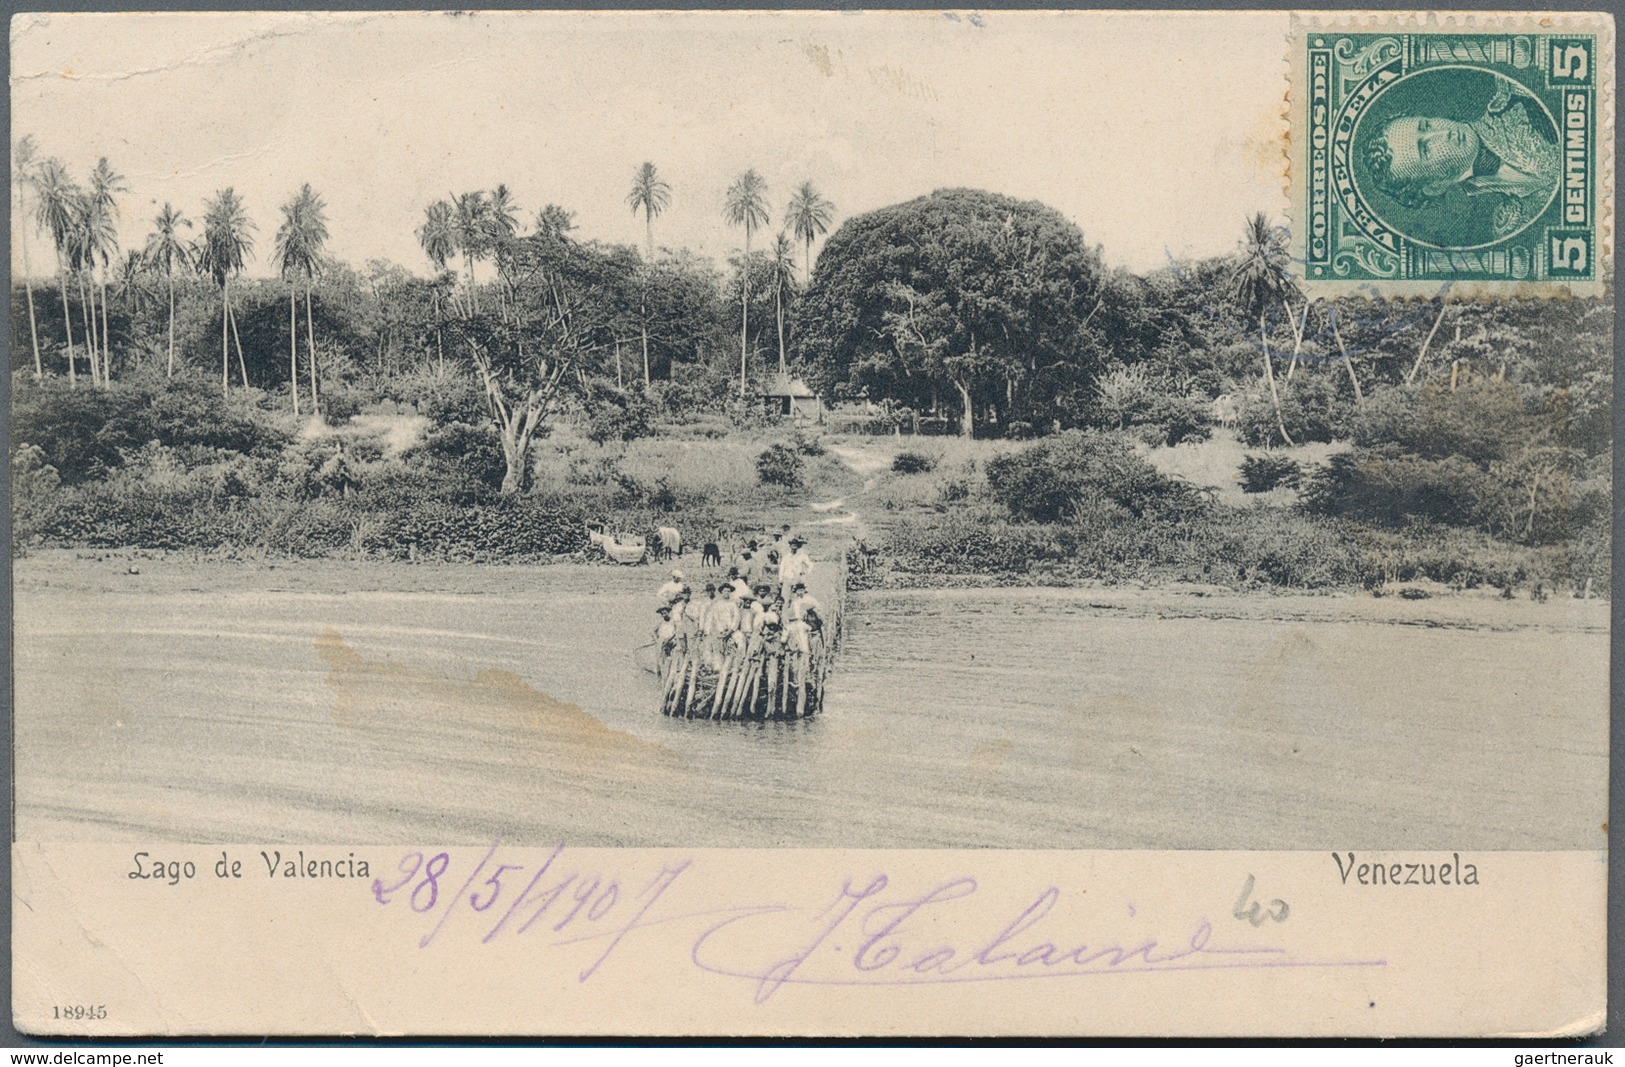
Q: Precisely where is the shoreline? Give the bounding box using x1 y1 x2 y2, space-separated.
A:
14 547 1606 635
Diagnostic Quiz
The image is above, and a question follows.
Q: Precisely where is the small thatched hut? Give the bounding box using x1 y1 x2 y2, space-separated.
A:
760 374 821 419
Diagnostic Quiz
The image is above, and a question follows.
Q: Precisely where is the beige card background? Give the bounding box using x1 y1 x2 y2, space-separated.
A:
11 845 1607 1037
9 9 1612 1038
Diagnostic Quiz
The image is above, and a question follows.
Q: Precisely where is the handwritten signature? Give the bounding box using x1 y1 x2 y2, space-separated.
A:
372 845 1384 1004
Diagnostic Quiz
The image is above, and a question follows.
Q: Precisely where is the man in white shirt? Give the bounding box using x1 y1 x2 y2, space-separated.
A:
779 536 813 593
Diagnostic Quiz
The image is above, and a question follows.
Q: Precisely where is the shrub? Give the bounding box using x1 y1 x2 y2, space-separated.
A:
1140 392 1213 446
582 380 659 444
1212 508 1362 588
1092 365 1154 429
891 450 937 475
755 442 803 488
401 421 509 491
1240 454 1303 493
1354 381 1540 465
985 430 1206 523
1301 447 1496 529
825 410 903 435
1091 367 1211 445
9 368 290 485
1236 373 1354 446
376 494 588 561
888 506 1063 574
320 385 363 426
411 374 491 427
793 432 827 457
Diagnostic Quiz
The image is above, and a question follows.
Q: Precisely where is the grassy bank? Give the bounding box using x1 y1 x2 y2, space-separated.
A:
829 430 1608 598
11 368 1607 599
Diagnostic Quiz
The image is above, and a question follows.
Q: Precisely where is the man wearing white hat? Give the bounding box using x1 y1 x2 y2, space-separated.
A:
779 535 813 594
657 568 685 604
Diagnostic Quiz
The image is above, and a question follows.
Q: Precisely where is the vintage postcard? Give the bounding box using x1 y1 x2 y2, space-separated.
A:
8 10 1612 1037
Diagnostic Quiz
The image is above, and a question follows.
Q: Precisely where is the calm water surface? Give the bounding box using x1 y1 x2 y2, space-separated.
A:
13 561 1607 849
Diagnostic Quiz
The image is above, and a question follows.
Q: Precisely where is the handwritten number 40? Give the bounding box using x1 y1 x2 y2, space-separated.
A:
373 851 452 912
1233 874 1289 926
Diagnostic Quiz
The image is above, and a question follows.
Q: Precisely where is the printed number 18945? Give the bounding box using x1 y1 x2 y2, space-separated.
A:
53 1005 108 1021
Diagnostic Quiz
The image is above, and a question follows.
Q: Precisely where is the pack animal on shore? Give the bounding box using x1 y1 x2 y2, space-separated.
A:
650 525 683 561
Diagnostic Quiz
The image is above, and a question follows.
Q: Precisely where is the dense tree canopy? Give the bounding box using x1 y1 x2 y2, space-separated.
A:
792 188 1107 436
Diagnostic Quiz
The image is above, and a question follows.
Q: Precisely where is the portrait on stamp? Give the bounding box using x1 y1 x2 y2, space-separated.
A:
1358 70 1561 246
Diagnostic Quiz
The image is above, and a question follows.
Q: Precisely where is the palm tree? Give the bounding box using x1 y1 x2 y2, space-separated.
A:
724 168 770 397
1229 212 1294 446
197 188 256 395
13 136 43 378
68 201 100 386
486 184 521 318
535 203 577 242
767 232 797 378
486 184 520 242
275 184 329 415
33 159 82 385
451 189 491 314
785 180 834 285
626 162 672 386
417 199 458 318
626 162 671 263
86 158 126 383
143 203 193 378
417 200 456 271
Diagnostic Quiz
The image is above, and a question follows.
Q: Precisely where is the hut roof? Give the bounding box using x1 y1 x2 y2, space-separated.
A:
761 374 817 398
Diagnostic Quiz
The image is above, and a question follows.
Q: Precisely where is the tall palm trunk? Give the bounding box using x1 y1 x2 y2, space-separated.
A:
57 257 77 387
639 287 651 386
739 232 751 399
99 274 112 382
1407 302 1449 385
775 274 787 378
1281 296 1307 381
77 271 99 386
1259 311 1294 446
305 283 320 413
165 273 176 378
221 277 231 395
1329 306 1364 404
288 286 301 416
229 301 249 389
430 288 444 377
18 190 41 378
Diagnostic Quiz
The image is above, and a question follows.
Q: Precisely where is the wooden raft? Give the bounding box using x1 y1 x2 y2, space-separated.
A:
655 551 846 721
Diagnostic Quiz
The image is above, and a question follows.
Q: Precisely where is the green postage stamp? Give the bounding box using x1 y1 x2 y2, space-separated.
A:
1292 14 1613 297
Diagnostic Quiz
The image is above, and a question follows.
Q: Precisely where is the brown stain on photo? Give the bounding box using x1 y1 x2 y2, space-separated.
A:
803 43 834 77
966 737 1014 776
314 628 680 777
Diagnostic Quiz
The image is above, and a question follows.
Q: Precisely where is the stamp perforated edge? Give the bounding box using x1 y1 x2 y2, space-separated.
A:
1287 10 1614 300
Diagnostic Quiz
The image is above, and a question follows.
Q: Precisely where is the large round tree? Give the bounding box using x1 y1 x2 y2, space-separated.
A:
793 188 1107 436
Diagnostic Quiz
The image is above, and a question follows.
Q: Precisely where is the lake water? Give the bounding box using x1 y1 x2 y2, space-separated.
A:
13 557 1608 849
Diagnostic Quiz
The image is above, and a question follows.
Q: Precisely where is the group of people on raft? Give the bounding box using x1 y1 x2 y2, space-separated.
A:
651 530 829 719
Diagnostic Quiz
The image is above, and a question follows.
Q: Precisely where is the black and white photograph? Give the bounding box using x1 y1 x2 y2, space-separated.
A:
7 9 1611 1038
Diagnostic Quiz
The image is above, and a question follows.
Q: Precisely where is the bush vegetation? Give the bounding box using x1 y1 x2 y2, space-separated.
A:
1239 453 1302 493
755 442 804 489
891 450 936 474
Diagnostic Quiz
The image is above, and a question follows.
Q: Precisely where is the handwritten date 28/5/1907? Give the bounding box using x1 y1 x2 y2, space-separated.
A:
370 845 1376 1002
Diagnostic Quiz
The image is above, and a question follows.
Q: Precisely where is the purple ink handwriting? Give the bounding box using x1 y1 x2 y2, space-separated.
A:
371 844 1385 1003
